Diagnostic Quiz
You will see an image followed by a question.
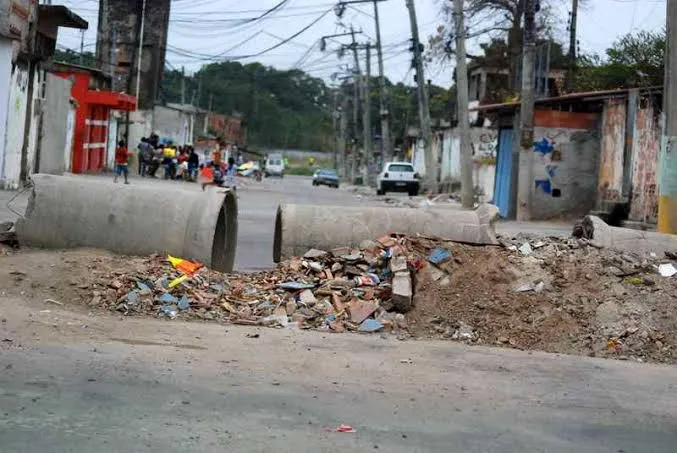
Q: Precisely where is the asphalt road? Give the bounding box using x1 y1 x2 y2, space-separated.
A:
1 300 676 453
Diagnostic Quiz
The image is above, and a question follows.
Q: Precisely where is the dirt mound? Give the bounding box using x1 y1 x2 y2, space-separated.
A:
406 236 677 364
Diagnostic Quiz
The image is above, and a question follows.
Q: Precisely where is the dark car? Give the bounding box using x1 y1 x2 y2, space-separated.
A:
312 169 339 188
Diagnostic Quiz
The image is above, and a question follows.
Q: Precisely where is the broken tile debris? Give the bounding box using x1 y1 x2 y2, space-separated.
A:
78 234 421 334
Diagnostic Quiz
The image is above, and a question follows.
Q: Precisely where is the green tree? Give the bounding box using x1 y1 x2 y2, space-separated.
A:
576 30 665 91
161 61 334 151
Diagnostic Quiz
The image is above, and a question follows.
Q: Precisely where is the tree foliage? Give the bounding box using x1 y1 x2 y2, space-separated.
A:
161 61 334 151
576 30 665 91
428 0 567 91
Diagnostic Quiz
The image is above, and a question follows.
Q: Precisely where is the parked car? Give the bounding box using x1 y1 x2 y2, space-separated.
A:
312 168 339 188
376 162 420 196
265 154 285 178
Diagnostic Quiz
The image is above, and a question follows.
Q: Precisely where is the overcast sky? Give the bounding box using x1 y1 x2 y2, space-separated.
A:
56 0 667 89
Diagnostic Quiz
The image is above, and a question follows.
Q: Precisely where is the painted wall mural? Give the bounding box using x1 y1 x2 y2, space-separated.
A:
533 136 562 197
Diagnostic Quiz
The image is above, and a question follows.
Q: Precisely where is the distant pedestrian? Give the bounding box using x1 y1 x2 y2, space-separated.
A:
114 140 130 184
138 137 153 177
225 156 237 190
188 146 199 181
162 142 177 180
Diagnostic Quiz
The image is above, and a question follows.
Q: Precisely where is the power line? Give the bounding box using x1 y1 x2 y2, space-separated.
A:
167 8 332 62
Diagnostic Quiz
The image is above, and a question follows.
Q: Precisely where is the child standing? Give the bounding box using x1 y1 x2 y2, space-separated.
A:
114 140 130 184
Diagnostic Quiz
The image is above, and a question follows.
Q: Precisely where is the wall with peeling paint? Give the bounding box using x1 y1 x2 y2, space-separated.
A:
529 126 601 219
630 104 660 223
439 127 497 201
598 99 626 203
2 62 29 189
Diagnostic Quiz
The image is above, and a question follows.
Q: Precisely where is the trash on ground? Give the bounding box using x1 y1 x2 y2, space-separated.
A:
658 263 677 277
167 255 202 276
334 425 356 433
427 247 452 265
518 243 533 255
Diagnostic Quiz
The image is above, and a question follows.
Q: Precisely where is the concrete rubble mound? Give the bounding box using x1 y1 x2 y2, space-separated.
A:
83 234 423 333
58 229 677 365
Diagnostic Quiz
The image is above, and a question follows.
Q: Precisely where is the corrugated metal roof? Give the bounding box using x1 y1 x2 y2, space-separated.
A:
471 86 663 112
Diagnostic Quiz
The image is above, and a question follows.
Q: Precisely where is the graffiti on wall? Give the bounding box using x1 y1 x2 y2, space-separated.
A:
533 135 563 197
471 129 498 165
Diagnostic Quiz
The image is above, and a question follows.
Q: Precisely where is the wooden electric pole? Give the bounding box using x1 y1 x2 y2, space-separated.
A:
517 0 537 221
566 0 579 91
339 85 348 179
453 0 474 208
349 27 362 183
658 0 677 233
406 0 434 193
180 66 186 105
362 44 372 185
371 0 392 163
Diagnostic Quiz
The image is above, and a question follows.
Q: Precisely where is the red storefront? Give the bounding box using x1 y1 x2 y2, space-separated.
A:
52 64 136 173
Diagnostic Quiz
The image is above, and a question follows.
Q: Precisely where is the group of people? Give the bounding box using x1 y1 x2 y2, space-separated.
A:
137 135 200 182
113 133 238 190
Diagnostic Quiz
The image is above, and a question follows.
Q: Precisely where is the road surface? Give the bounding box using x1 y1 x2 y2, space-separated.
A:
1 296 676 453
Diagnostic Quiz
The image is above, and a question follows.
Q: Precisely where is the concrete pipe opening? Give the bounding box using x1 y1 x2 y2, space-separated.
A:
211 193 238 272
273 203 499 262
18 174 238 272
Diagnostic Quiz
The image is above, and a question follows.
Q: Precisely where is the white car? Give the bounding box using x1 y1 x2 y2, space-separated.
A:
376 162 420 196
265 154 285 178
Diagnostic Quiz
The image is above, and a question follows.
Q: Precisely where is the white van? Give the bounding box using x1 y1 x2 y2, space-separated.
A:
265 154 285 178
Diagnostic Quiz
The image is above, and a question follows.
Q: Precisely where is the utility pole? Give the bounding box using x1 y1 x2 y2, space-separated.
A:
135 0 147 106
659 0 677 233
79 29 85 65
205 94 213 134
517 0 537 221
453 0 473 207
335 0 391 163
371 0 392 163
406 0 435 193
566 0 579 91
349 27 362 183
333 90 339 171
362 44 372 185
339 85 348 178
180 66 186 105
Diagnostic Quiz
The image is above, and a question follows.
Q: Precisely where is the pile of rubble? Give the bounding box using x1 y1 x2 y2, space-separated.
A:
83 234 428 333
8 223 675 364
408 233 677 364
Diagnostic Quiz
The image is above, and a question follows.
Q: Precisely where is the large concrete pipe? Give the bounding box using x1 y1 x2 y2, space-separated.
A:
273 203 499 262
576 215 677 256
17 174 238 272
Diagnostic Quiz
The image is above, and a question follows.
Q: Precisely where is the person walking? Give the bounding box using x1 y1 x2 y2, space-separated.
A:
188 146 199 181
138 137 153 177
114 140 130 184
225 156 237 191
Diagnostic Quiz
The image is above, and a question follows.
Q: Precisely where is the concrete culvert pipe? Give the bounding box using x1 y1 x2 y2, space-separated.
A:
273 203 499 262
575 215 677 256
17 174 238 272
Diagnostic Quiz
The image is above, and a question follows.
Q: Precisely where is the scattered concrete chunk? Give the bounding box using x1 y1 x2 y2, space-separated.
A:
304 249 328 259
391 271 413 313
